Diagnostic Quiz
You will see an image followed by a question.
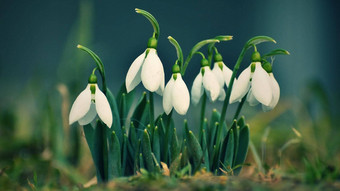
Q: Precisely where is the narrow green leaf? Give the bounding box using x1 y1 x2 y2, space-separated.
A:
234 125 250 175
209 122 218 156
151 153 161 173
139 153 144 170
122 134 128 176
93 121 108 182
128 122 137 150
170 153 182 176
202 130 210 171
170 128 180 164
237 116 246 129
133 140 141 173
131 92 149 136
187 130 203 171
232 125 240 167
262 48 290 59
142 129 154 172
152 126 160 163
106 88 122 143
180 144 189 168
108 131 121 179
222 129 234 173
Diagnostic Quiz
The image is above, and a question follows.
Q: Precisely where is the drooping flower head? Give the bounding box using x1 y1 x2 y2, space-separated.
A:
211 52 237 100
163 64 190 115
230 51 275 110
191 58 223 105
69 73 113 128
125 37 165 95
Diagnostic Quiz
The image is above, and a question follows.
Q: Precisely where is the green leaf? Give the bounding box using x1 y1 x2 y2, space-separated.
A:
93 121 108 182
128 122 138 150
221 129 234 173
245 36 276 50
262 48 290 59
234 125 250 175
186 130 203 171
209 122 219 157
237 116 246 129
108 131 122 179
142 129 154 172
106 88 122 143
170 128 180 164
202 130 210 171
170 153 182 176
152 126 160 163
131 92 149 136
122 134 128 176
232 125 240 167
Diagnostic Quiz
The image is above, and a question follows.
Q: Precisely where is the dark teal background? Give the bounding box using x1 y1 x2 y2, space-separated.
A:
0 0 339 111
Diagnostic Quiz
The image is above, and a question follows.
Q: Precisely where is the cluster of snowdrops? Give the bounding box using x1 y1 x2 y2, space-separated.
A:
66 9 289 182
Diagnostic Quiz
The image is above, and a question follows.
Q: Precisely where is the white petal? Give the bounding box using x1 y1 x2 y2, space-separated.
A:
222 64 234 87
95 85 113 128
172 75 190 115
125 51 146 93
155 69 165 96
229 66 251 103
191 73 204 105
218 89 226 101
78 102 97 125
212 62 224 88
69 84 92 125
252 62 272 106
262 73 280 111
141 49 164 92
163 76 175 115
246 88 259 106
202 67 220 102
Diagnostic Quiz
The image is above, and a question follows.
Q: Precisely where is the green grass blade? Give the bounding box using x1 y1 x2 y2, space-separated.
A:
233 125 250 175
142 129 154 172
108 131 122 179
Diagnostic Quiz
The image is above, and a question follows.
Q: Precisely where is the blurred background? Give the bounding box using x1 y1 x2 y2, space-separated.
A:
0 0 339 188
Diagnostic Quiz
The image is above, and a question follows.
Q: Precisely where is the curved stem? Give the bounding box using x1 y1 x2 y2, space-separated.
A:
135 8 160 40
168 36 183 67
181 39 219 76
194 51 206 59
77 44 107 94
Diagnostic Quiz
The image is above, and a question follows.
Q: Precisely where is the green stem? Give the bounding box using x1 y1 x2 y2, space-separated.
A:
77 44 107 94
181 39 219 76
168 36 183 67
135 8 160 40
199 93 207 144
233 93 247 120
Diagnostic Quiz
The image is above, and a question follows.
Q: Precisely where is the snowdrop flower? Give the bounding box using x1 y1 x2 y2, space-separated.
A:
247 60 280 111
230 52 273 108
69 74 112 128
211 53 236 101
191 58 221 105
163 64 190 115
125 37 165 95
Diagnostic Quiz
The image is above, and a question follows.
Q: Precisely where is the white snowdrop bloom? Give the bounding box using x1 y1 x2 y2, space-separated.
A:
212 61 236 101
125 39 165 95
262 73 280 111
191 59 221 105
230 62 272 107
69 79 112 128
163 69 190 115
